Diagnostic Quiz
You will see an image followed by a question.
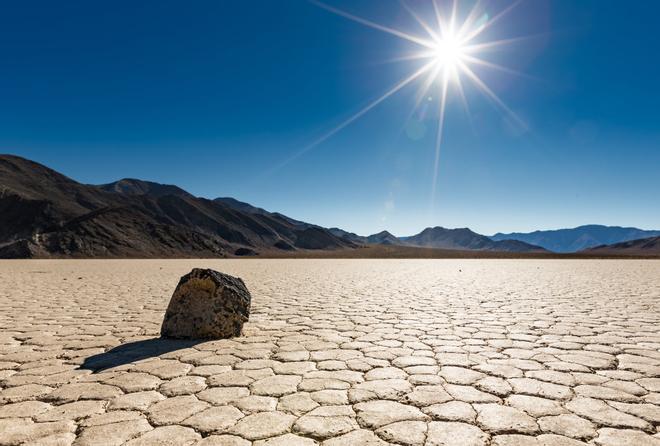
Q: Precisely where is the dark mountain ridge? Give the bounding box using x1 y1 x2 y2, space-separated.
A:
214 197 312 228
0 155 353 258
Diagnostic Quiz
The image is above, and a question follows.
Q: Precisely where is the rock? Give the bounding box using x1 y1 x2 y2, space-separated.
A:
161 269 251 339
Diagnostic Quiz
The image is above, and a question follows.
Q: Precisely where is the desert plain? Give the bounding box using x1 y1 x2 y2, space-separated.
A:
0 259 659 446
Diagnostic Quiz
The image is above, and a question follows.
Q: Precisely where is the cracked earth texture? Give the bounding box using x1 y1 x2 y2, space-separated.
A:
1 259 659 446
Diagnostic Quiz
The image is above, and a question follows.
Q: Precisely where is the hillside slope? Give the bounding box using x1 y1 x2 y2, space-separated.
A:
0 155 353 258
583 236 660 256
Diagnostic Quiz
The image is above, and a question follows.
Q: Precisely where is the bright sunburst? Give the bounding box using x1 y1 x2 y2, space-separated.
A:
430 35 465 73
276 1 528 204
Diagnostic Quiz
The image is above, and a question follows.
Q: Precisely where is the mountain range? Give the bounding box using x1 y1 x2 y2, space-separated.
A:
1 155 658 258
400 227 547 252
0 155 353 258
490 225 660 253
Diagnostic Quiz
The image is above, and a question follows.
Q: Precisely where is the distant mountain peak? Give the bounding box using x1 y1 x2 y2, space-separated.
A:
365 230 400 245
402 226 545 253
490 225 660 253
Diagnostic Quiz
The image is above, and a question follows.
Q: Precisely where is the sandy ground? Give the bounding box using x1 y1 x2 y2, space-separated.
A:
0 259 659 446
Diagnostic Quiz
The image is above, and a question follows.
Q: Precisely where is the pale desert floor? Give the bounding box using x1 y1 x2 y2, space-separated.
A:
1 259 659 446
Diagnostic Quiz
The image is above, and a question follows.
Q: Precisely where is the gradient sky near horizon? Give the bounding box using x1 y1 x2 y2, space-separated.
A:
1 0 659 236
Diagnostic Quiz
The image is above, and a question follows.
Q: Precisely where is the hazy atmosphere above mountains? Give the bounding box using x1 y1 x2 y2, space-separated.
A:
2 2 660 236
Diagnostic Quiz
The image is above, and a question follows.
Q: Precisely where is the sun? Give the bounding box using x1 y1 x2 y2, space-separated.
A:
274 1 528 204
430 34 465 73
427 33 466 83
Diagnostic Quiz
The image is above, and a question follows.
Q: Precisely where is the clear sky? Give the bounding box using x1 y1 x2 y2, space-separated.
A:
2 1 659 236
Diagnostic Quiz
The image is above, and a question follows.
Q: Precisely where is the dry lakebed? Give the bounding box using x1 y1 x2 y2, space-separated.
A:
0 259 659 445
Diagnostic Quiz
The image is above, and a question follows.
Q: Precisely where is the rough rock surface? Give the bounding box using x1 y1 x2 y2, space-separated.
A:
0 259 659 445
161 269 251 339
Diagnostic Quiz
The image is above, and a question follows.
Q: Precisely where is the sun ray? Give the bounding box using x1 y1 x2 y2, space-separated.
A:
430 69 450 208
414 65 441 109
456 0 483 41
462 33 543 53
400 0 440 42
310 0 435 49
458 60 528 131
461 54 539 81
381 52 438 65
449 0 459 36
269 61 436 172
432 0 444 34
452 67 472 122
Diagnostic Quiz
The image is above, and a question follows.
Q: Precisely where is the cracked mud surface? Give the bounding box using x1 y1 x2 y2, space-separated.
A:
1 259 659 445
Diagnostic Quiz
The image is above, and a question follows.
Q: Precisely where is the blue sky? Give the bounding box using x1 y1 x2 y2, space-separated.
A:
2 0 659 236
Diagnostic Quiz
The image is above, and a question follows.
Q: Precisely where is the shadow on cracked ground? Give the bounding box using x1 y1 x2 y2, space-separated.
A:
79 338 204 372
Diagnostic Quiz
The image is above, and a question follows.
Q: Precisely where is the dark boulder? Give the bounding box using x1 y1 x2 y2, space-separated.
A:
161 268 251 339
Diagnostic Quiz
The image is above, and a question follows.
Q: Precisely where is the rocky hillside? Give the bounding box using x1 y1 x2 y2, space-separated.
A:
0 155 354 258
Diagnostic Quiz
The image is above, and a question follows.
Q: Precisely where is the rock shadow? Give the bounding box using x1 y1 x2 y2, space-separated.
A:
79 337 204 372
